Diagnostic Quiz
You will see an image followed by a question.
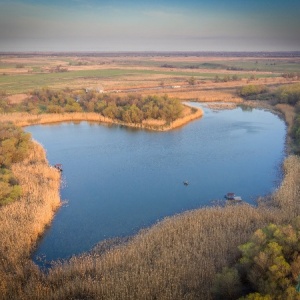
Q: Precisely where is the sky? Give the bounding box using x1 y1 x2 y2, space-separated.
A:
0 0 300 52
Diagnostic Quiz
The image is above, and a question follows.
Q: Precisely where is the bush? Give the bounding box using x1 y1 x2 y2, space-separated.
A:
0 122 31 168
239 217 300 299
215 220 300 299
238 85 268 98
0 122 31 205
276 83 300 106
0 168 22 205
212 267 242 299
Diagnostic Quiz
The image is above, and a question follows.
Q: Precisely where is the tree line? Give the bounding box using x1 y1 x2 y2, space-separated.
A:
1 89 184 124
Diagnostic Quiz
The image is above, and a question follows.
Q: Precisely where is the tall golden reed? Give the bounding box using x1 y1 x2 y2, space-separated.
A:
0 141 60 299
0 109 299 299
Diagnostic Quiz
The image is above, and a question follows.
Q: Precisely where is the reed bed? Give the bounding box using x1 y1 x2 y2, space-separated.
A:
139 89 244 103
40 156 300 300
0 114 299 299
275 103 296 132
0 142 61 299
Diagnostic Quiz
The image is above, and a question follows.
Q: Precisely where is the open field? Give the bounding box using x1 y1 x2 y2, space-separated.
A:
1 53 299 97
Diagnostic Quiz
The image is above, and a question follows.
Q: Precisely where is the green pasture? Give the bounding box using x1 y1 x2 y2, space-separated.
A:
0 69 136 94
0 68 278 94
130 58 300 73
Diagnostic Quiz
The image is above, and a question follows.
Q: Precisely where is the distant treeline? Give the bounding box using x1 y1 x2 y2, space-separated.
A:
0 122 31 205
160 62 244 71
1 89 184 124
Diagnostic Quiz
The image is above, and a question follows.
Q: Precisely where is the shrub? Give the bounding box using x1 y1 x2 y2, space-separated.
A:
0 122 31 205
212 267 243 299
216 220 300 299
276 83 300 106
0 122 31 168
238 85 268 98
0 168 22 205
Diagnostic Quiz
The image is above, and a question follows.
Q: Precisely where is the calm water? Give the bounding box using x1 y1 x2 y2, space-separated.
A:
26 103 286 263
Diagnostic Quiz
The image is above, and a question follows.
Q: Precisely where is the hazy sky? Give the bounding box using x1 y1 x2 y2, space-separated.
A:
0 0 299 52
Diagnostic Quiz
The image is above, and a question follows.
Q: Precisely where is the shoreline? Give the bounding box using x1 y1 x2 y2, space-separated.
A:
1 99 299 299
0 104 203 131
0 103 203 266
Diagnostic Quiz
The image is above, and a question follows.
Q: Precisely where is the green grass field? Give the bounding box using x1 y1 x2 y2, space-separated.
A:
0 68 278 94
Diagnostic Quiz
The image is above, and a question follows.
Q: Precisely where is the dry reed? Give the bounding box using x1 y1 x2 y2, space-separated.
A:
41 155 300 300
275 103 296 132
0 142 61 299
0 109 299 299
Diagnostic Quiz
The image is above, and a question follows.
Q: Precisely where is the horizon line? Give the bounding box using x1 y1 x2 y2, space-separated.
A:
1 50 300 56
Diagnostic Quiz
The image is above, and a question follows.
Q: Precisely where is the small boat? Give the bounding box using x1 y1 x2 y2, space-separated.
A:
224 192 242 202
224 192 235 200
183 181 189 186
54 164 63 172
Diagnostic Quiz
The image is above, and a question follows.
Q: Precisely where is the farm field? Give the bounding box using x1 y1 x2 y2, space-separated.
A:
1 53 299 101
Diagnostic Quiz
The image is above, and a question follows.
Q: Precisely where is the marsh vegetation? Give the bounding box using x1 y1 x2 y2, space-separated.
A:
0 53 300 299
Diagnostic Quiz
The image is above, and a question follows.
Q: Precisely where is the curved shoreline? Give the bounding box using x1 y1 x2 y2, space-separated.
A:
1 101 299 299
0 104 203 131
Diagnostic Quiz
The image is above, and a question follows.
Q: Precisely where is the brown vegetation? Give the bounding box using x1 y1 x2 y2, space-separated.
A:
0 141 60 299
275 103 295 131
0 113 299 299
40 156 299 300
1 96 299 299
1 53 300 299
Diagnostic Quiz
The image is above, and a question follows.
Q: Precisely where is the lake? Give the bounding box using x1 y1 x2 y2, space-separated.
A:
26 103 286 263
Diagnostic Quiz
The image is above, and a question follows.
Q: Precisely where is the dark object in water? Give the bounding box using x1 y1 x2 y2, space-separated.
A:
183 181 189 186
224 192 242 201
54 164 63 172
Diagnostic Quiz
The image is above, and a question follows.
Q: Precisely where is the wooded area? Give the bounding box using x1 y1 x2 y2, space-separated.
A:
1 89 184 124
